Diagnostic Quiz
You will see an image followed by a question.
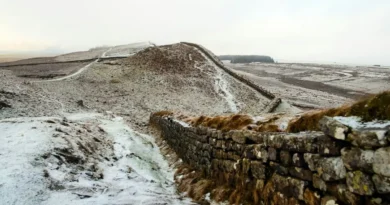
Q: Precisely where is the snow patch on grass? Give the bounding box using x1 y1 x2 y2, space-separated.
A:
333 116 390 129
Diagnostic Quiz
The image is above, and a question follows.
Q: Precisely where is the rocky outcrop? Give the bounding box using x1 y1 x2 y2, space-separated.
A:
150 113 390 204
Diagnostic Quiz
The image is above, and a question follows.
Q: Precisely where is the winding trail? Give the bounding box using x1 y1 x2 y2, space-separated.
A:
34 47 113 82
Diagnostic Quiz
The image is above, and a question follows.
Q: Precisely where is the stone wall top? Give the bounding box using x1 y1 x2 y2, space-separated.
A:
151 113 390 204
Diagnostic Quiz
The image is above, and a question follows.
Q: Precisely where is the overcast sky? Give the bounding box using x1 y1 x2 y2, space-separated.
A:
1 0 389 65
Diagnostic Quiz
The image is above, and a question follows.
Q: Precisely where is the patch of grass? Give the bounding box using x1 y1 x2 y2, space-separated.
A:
152 110 174 117
191 115 254 132
287 91 390 132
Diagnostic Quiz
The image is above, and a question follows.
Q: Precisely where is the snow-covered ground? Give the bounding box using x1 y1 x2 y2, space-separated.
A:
102 42 153 58
0 113 193 205
333 116 390 129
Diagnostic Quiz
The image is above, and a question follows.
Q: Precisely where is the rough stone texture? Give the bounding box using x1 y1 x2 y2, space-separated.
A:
251 161 266 179
373 147 390 177
341 147 374 173
327 183 361 205
270 162 289 176
289 167 313 181
372 174 390 194
280 150 292 166
304 188 321 205
313 174 327 191
346 171 375 195
348 129 389 149
292 153 305 167
268 147 278 161
304 153 321 171
319 116 349 140
150 114 390 204
317 157 346 181
320 196 338 205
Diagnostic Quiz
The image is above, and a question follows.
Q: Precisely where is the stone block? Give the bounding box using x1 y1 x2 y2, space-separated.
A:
289 167 313 181
373 147 390 177
313 174 327 191
317 135 344 156
281 132 323 153
292 153 305 167
304 188 321 205
246 132 267 144
253 144 268 163
280 150 292 166
270 162 289 176
372 174 390 194
231 130 247 144
304 153 321 171
268 147 278 161
317 157 347 181
341 147 373 172
250 161 266 179
347 129 388 149
327 183 361 205
346 171 375 195
320 196 338 205
243 145 257 160
319 116 349 140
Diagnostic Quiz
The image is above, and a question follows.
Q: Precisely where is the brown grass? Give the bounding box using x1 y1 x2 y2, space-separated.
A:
287 91 390 132
152 110 174 117
189 114 254 132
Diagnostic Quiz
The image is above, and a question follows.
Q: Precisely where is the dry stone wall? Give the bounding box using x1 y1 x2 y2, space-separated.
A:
151 114 390 204
181 42 281 113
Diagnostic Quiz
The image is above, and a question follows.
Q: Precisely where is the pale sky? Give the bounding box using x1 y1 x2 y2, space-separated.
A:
1 0 389 65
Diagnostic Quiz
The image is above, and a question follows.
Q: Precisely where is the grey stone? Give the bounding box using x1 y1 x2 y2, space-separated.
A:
327 183 360 205
292 153 305 167
373 147 390 177
231 131 246 144
317 157 347 181
313 173 327 191
250 161 266 179
321 196 338 205
318 135 343 156
280 150 291 166
346 171 375 195
347 129 388 149
319 116 349 140
372 174 390 194
270 162 289 176
304 153 321 171
268 147 278 161
289 167 313 181
341 147 374 172
281 132 323 153
253 145 268 163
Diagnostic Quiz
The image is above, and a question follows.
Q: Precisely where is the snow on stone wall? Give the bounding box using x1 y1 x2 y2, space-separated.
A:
150 113 390 204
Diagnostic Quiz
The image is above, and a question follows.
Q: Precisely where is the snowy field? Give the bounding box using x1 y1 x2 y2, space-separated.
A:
226 61 390 108
0 113 193 205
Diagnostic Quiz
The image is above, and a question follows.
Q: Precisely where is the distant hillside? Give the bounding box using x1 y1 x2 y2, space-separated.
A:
219 55 275 63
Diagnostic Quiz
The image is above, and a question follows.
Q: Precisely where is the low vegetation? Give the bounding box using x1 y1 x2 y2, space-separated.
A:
182 114 285 132
287 91 390 132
